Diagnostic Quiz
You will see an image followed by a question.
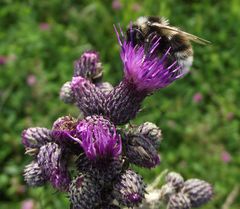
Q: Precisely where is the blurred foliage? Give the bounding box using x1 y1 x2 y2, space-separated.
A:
0 0 239 208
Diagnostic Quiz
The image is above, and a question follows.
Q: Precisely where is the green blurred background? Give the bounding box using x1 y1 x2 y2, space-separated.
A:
0 0 239 208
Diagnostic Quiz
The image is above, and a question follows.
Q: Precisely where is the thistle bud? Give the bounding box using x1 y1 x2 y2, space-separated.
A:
166 172 184 190
59 81 75 104
22 127 52 148
125 134 160 168
69 175 101 209
113 169 146 207
37 142 70 191
71 76 106 116
136 122 162 148
24 161 46 186
182 179 213 208
167 192 191 209
74 51 102 83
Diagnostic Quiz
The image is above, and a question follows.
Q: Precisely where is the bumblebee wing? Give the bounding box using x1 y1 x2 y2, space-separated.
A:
151 23 211 45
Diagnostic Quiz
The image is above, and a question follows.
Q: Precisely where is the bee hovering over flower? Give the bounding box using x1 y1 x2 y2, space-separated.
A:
126 16 210 74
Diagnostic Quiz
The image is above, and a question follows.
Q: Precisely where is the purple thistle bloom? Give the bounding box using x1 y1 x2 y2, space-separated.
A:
103 25 187 125
114 25 185 93
76 116 122 161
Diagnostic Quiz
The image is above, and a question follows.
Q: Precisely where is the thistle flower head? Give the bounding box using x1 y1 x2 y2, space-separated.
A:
182 179 213 208
125 134 160 168
74 51 102 82
71 76 105 116
69 174 101 209
76 115 122 161
135 122 162 148
37 142 70 191
113 169 146 207
114 25 186 92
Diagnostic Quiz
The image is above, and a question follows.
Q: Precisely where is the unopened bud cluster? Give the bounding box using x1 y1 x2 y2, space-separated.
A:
21 22 213 209
159 172 213 209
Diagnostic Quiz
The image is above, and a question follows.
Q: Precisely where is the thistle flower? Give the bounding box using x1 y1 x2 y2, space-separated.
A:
37 142 70 191
71 76 105 116
76 115 122 161
69 174 101 209
74 51 102 83
113 169 146 207
22 127 52 149
124 134 160 168
104 25 185 125
182 179 213 208
23 161 46 186
115 25 184 93
59 81 75 104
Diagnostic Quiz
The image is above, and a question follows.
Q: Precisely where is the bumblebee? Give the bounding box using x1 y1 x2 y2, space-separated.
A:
126 16 210 74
